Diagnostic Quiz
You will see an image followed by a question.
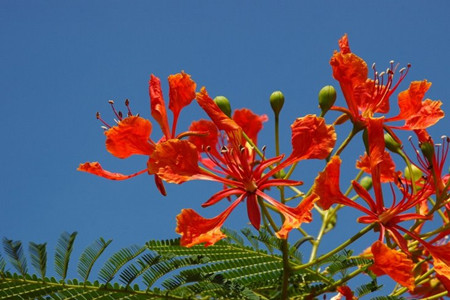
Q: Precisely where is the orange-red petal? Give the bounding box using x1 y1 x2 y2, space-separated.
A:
196 87 242 137
287 115 336 163
188 119 219 152
232 108 268 145
168 71 197 120
312 156 344 210
176 199 241 247
105 116 154 159
371 241 415 290
77 162 146 180
403 99 444 130
270 193 318 239
147 139 200 184
397 80 432 119
149 74 171 138
356 151 397 182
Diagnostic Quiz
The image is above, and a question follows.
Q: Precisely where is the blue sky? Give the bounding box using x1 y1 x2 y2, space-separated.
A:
1 0 449 294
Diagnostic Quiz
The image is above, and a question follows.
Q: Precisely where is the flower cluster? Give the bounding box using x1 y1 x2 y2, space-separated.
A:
79 35 449 299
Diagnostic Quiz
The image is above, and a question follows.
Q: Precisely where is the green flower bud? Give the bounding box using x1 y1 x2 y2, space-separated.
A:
274 168 286 179
420 141 435 166
384 133 402 154
270 91 285 116
318 85 337 114
360 176 373 191
404 165 423 182
214 96 232 117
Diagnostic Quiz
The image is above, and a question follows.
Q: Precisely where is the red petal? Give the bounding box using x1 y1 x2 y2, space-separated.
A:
168 72 197 133
149 74 171 138
397 80 432 119
77 162 146 180
356 151 397 182
247 193 261 230
312 156 345 210
147 139 200 184
176 198 241 247
196 87 242 137
403 99 444 130
287 115 336 163
188 119 219 152
232 108 268 145
371 241 415 290
105 116 154 159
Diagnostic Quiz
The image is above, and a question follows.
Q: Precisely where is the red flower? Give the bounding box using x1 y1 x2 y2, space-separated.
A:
159 87 336 247
78 72 197 196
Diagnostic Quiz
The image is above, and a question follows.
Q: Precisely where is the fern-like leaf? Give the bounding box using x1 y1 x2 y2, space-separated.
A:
119 252 161 287
98 244 145 284
54 231 77 280
0 252 5 276
77 237 112 283
29 242 47 280
2 238 27 277
356 277 382 297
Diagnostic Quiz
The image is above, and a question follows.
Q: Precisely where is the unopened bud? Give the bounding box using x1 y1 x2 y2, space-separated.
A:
384 133 402 154
420 141 434 165
360 176 373 191
270 91 285 116
318 85 337 114
404 165 423 182
214 96 232 117
274 169 286 179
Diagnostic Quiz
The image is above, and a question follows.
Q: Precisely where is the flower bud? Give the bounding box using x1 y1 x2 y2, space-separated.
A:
384 133 402 154
359 176 373 191
404 165 423 182
318 85 337 114
420 141 434 165
214 96 232 117
270 91 285 116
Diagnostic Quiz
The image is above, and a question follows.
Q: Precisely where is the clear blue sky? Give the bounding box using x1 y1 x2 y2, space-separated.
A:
1 0 449 294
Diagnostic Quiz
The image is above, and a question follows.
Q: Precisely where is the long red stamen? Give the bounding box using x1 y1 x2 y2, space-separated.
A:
96 112 111 129
108 100 123 121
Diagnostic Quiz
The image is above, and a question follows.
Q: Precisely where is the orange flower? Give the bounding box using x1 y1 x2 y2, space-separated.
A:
78 72 198 196
331 34 444 133
370 241 415 290
169 88 335 247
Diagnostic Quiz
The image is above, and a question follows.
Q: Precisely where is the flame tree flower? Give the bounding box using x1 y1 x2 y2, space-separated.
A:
78 72 198 195
330 34 444 155
147 87 336 247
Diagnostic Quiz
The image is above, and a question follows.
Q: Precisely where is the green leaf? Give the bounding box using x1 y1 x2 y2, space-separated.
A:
2 238 27 277
77 237 112 283
29 242 47 280
54 231 77 280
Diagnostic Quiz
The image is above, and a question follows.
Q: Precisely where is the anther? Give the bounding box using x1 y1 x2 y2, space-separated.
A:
239 145 245 153
108 100 114 104
221 146 228 153
96 112 100 119
205 145 211 152
261 145 267 152
372 63 376 70
389 60 394 65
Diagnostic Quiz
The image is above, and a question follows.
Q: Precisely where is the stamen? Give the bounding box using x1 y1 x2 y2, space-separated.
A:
96 112 111 128
125 99 133 116
109 100 123 121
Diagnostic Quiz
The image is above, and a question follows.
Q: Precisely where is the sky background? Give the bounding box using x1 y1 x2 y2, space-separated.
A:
1 1 449 296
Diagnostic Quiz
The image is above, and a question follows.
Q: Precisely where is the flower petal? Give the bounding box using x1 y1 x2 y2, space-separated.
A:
104 116 154 159
275 193 318 239
330 35 368 118
232 108 268 145
168 72 197 133
147 139 200 184
287 115 336 163
188 119 219 152
371 241 415 290
176 197 242 247
312 156 345 210
403 99 444 130
149 74 171 138
356 151 397 182
77 162 146 180
397 80 432 119
196 87 242 137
